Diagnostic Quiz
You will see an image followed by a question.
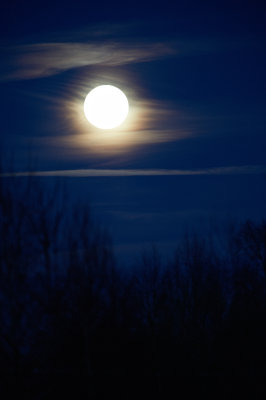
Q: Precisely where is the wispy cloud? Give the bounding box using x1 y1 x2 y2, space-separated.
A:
1 20 251 82
2 165 266 177
1 41 175 81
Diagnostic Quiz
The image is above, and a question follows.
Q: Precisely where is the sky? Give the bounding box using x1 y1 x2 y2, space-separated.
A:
1 0 266 262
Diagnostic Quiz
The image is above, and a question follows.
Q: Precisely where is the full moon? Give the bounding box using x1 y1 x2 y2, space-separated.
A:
84 85 129 129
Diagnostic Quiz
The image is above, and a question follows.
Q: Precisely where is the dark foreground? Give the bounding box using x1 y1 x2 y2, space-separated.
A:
0 177 266 398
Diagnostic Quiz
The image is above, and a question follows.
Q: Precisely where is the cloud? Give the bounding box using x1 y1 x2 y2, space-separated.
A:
2 8 260 84
0 41 176 81
1 165 266 177
1 21 249 82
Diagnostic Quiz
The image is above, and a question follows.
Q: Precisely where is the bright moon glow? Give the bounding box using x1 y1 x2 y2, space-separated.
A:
84 85 129 129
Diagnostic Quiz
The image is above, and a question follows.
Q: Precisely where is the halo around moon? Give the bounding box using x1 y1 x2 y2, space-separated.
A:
84 85 129 129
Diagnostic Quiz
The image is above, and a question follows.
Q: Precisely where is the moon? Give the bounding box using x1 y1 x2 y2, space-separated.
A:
84 85 129 129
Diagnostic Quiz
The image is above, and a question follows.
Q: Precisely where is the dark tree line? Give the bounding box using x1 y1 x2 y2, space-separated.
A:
0 172 266 397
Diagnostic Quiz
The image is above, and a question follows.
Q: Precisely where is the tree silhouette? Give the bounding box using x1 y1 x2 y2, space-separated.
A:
0 166 265 396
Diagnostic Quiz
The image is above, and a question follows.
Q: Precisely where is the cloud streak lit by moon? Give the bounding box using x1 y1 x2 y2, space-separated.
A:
1 165 265 178
1 22 252 82
0 41 176 82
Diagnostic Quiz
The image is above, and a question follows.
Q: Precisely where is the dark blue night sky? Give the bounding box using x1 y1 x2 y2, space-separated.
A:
1 0 266 262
